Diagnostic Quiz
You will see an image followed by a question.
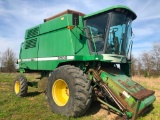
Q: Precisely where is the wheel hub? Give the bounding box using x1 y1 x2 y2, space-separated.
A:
14 81 20 94
52 79 69 106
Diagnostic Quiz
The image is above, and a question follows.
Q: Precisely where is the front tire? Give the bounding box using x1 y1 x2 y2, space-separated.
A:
13 75 28 97
46 65 92 117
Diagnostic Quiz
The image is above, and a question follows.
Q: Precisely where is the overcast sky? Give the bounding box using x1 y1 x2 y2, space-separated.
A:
0 0 160 58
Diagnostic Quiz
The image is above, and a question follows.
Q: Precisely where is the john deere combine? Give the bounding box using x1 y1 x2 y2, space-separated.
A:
14 5 155 119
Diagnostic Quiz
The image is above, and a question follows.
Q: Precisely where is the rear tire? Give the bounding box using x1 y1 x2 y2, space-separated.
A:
13 75 28 97
46 65 92 117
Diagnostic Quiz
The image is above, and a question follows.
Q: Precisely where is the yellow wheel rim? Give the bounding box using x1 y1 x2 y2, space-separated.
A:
52 79 69 106
14 81 20 94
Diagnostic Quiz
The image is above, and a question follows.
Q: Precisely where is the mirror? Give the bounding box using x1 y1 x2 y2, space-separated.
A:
131 28 133 36
80 34 83 40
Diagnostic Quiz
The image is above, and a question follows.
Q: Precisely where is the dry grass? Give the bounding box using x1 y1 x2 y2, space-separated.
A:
132 76 160 120
133 76 160 90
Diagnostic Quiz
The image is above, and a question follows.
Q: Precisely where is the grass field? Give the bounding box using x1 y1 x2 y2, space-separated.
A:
0 73 160 120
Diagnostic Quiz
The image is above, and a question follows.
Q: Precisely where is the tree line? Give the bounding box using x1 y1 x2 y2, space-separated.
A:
0 48 16 72
131 42 160 77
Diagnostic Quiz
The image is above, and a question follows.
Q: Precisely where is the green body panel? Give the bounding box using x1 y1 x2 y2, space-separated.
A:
19 14 90 70
39 14 72 35
19 37 39 70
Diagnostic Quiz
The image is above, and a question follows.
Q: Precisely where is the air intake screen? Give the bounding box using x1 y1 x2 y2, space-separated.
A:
27 27 39 38
25 38 37 49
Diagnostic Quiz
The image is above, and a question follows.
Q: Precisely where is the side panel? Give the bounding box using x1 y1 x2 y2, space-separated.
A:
37 15 90 70
19 37 39 70
37 28 74 70
40 14 72 34
19 14 91 71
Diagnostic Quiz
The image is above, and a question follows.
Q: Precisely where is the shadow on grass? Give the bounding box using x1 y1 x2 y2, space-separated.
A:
139 105 154 118
85 101 154 119
84 101 123 120
26 91 42 97
85 101 101 115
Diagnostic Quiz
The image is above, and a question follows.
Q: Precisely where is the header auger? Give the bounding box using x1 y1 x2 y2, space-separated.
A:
14 5 155 120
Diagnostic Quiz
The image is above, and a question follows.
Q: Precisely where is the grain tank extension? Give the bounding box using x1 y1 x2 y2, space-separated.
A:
14 5 155 120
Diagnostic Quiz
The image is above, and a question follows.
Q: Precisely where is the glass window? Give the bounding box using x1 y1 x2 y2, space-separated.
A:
85 12 133 57
106 13 132 56
86 14 109 52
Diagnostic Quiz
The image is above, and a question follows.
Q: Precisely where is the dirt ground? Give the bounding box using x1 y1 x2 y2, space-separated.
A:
87 102 123 120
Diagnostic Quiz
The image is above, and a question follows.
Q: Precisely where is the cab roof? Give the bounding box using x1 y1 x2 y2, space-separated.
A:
84 5 137 20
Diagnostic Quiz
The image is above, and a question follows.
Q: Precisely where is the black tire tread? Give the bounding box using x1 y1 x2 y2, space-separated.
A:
61 65 92 116
13 75 28 97
47 65 92 117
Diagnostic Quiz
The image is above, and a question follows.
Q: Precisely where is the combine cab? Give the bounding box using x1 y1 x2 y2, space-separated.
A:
14 5 155 120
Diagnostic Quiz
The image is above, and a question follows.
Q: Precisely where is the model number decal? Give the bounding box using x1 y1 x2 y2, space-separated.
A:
18 56 74 62
122 91 130 98
58 56 67 60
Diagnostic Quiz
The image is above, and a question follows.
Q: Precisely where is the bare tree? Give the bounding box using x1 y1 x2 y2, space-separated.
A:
131 55 137 76
136 57 142 76
141 51 154 77
151 42 160 75
1 48 16 72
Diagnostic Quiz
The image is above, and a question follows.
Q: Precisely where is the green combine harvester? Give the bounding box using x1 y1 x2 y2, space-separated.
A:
14 5 155 120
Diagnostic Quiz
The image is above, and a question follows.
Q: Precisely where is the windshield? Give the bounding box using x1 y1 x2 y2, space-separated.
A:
85 12 133 57
86 13 109 52
106 13 132 55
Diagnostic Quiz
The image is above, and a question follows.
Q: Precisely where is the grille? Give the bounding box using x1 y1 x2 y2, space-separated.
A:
25 38 37 49
27 27 39 38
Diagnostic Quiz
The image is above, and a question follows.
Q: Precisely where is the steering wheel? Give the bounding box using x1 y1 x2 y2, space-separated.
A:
109 28 118 33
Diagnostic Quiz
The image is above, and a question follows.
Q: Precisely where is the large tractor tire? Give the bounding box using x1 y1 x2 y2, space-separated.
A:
13 75 28 97
46 65 92 117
